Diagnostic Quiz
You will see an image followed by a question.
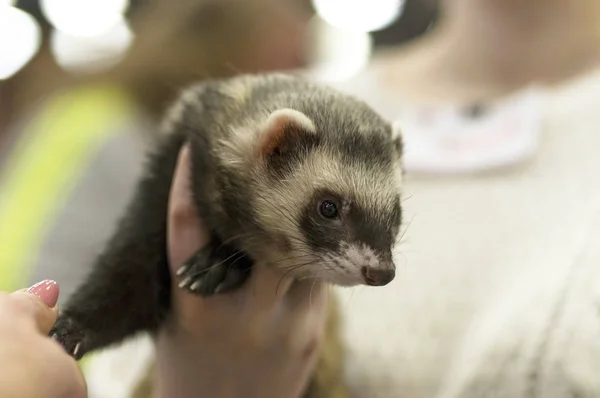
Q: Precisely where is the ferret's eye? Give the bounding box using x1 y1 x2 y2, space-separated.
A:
318 200 339 219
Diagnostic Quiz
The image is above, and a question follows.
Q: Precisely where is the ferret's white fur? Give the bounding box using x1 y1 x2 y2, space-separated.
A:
319 243 390 286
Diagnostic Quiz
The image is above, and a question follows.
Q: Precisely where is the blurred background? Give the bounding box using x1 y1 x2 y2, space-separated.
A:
2 0 600 397
0 0 437 133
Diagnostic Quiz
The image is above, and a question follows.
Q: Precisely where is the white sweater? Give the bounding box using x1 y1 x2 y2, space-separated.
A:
335 68 600 398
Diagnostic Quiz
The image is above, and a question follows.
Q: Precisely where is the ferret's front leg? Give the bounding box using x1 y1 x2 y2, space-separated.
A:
49 134 184 360
50 237 252 360
49 133 253 360
176 237 253 297
49 213 171 360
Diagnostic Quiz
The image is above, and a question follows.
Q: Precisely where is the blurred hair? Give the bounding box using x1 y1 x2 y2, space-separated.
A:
109 0 309 115
372 0 439 47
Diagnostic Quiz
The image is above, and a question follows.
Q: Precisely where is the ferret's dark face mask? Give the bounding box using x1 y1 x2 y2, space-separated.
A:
250 108 403 287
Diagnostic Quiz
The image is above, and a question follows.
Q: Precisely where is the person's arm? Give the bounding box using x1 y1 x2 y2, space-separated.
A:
0 281 86 398
154 145 329 398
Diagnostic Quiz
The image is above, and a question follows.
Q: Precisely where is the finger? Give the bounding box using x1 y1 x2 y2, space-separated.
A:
236 263 297 319
167 144 216 327
25 279 60 308
43 340 88 397
9 283 60 334
167 144 210 270
285 278 328 313
283 280 329 347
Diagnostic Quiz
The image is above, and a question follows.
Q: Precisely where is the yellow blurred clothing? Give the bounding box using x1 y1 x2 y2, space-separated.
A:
0 83 151 298
0 83 158 393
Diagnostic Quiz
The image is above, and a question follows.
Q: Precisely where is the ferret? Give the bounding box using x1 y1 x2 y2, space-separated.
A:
49 73 404 397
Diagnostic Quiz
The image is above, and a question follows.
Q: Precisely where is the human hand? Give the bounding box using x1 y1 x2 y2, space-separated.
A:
0 281 86 398
154 144 329 398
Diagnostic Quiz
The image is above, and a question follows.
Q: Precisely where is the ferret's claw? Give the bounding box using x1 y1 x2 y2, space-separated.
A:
73 342 81 357
214 283 225 294
177 245 252 297
178 276 192 288
49 314 87 361
190 280 202 291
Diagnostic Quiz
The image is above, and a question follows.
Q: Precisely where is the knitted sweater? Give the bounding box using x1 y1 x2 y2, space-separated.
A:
335 68 600 398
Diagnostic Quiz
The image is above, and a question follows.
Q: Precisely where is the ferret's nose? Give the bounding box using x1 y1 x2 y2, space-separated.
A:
362 264 395 286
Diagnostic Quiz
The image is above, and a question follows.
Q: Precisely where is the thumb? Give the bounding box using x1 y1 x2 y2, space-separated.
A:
10 280 60 334
167 144 210 270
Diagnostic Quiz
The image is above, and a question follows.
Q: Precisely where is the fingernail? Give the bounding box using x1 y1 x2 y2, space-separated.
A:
27 280 59 308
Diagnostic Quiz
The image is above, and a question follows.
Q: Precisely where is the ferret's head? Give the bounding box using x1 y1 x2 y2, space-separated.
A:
212 75 403 287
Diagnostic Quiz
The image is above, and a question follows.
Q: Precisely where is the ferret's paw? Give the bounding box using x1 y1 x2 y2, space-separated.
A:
176 248 251 297
49 314 88 360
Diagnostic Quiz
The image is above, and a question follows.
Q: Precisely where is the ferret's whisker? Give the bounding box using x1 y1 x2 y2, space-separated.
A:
309 271 323 309
398 251 409 268
218 232 257 247
225 250 246 275
275 259 320 294
395 213 416 246
344 285 358 310
254 227 312 248
270 254 314 266
182 249 247 278
273 256 317 294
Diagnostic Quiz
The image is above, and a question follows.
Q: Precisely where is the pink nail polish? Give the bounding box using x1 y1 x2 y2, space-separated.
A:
27 280 59 308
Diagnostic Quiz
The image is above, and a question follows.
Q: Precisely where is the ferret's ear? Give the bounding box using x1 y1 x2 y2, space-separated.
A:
257 108 317 160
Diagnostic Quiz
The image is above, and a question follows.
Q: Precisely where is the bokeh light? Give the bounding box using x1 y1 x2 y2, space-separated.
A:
306 15 372 83
312 0 405 32
41 0 129 37
50 17 134 75
0 6 42 79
